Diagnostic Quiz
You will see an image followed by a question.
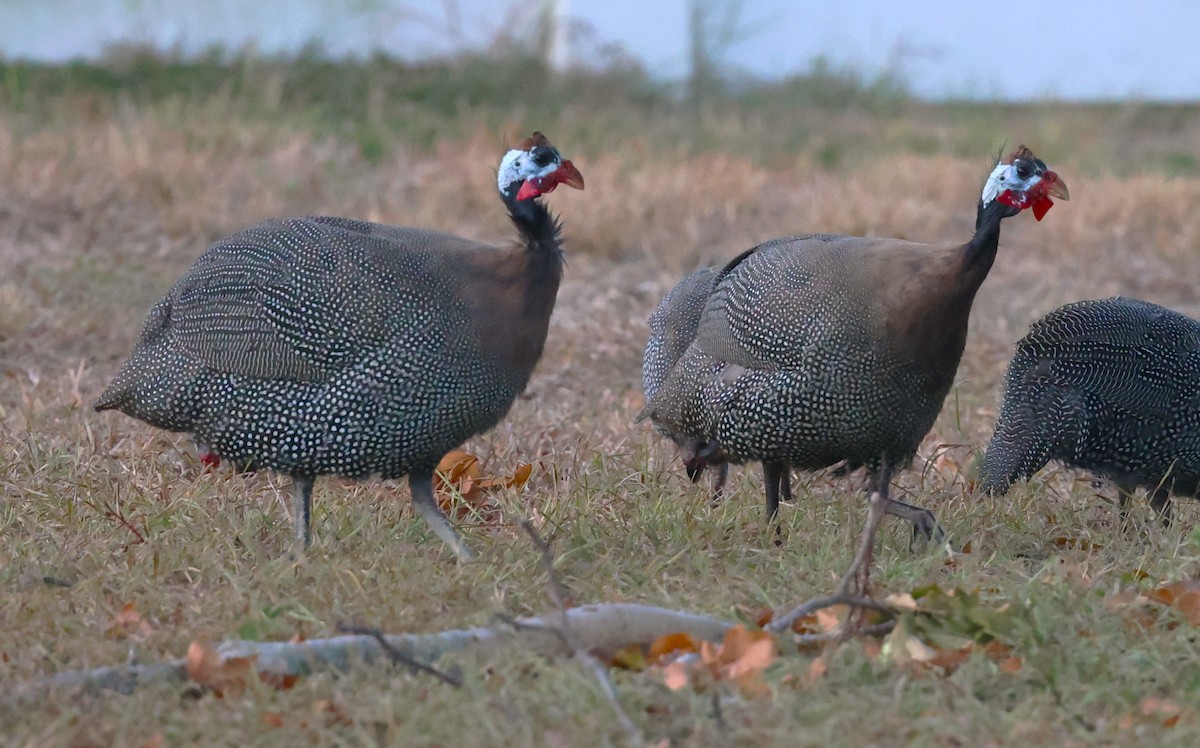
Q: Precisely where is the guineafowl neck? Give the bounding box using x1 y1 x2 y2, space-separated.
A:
960 199 1012 288
504 190 566 335
465 191 565 383
504 190 564 260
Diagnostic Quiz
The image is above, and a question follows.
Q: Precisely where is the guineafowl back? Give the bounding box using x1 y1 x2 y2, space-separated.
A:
95 215 560 478
980 297 1200 497
646 234 976 471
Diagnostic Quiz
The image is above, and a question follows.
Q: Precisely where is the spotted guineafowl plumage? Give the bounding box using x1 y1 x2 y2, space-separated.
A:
979 297 1200 520
641 146 1068 541
643 265 794 508
95 132 584 559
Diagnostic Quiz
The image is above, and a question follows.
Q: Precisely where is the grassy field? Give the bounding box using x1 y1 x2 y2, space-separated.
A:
2 52 1200 746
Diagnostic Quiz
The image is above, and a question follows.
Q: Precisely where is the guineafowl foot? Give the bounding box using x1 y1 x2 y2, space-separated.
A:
410 472 476 561
882 499 946 549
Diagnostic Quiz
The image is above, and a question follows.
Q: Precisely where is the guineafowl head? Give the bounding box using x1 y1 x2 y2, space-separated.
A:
980 145 1070 221
497 132 585 201
682 440 725 482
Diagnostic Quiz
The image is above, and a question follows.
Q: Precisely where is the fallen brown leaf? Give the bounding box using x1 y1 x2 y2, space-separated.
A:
185 641 257 698
435 450 534 519
1140 696 1183 727
1052 536 1102 551
647 631 700 663
105 602 154 640
662 659 691 691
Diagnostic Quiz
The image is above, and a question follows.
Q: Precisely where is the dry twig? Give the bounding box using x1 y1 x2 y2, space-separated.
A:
764 593 896 637
336 623 462 687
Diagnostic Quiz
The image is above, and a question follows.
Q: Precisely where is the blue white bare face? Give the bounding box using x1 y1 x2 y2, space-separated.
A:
981 158 1046 207
497 147 561 194
979 146 1069 220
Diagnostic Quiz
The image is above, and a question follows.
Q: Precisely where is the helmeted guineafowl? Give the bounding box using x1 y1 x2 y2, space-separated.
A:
640 146 1068 548
94 132 584 559
643 265 793 507
979 296 1200 521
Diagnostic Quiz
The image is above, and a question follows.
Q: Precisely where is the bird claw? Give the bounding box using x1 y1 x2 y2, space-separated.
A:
908 511 948 551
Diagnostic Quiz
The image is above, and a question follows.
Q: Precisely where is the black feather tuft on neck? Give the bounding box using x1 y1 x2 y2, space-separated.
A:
502 183 565 258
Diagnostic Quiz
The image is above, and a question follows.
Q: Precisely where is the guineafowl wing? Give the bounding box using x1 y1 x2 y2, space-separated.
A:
162 217 479 382
692 235 874 370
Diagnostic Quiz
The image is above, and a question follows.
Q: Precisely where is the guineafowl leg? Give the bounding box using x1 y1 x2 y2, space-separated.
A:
780 466 793 504
291 475 314 547
710 463 730 507
409 472 476 561
763 461 788 541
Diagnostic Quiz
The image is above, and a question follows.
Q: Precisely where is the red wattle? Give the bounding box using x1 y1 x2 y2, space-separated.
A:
996 190 1020 208
516 179 541 201
1031 196 1053 221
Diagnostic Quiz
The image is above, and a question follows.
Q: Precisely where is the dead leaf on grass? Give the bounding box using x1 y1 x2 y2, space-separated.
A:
105 602 154 640
658 625 775 698
884 593 919 612
1140 696 1184 727
814 605 848 633
1052 536 1103 551
185 641 259 698
662 658 692 691
1108 579 1200 629
647 631 701 663
435 449 534 519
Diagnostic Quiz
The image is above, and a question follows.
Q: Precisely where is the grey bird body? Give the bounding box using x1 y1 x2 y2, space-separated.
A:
641 147 1069 541
643 265 795 502
980 296 1200 518
96 218 537 481
96 134 584 557
651 236 960 474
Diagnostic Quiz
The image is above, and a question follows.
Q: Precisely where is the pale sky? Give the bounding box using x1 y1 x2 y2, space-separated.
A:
0 0 1196 101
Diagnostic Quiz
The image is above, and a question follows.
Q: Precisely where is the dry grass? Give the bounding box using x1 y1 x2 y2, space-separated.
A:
2 81 1200 746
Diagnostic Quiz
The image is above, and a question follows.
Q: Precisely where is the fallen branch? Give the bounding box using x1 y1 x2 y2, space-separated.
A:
12 602 734 704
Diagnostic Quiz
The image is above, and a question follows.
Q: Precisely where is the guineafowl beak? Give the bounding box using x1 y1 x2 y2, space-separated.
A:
516 160 585 200
1044 172 1069 201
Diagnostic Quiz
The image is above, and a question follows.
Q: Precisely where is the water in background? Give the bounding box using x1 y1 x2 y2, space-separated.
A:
1 0 1197 102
